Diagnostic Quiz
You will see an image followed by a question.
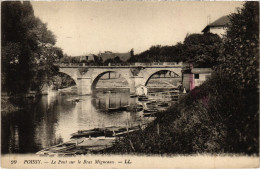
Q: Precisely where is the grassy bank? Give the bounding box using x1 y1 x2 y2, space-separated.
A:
109 73 259 155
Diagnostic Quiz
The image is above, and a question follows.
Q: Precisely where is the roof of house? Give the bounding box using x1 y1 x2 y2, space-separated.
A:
73 55 95 61
98 52 131 62
191 68 212 74
202 15 230 32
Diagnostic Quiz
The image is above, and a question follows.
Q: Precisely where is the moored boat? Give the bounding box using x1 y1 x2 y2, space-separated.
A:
130 94 137 98
36 138 84 155
143 112 159 117
71 126 132 138
71 128 104 138
113 126 140 136
138 95 149 101
76 137 116 152
36 124 149 155
108 107 121 112
158 102 168 107
119 105 128 111
143 108 158 113
126 104 143 112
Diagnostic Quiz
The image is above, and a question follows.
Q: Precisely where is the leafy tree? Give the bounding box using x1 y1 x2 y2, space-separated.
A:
216 2 259 90
212 1 259 153
129 33 222 67
1 1 63 95
183 33 222 67
130 48 134 57
2 1 32 94
104 56 123 64
92 55 103 64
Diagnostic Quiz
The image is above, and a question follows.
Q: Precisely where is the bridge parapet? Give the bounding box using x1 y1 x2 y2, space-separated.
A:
55 62 185 68
133 62 183 66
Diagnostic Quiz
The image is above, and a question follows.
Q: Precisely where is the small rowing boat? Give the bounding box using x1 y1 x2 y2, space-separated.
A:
143 108 158 113
71 128 104 138
36 138 84 155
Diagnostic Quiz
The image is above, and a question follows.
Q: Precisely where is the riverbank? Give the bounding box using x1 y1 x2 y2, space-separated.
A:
109 98 224 154
107 76 259 155
109 89 224 154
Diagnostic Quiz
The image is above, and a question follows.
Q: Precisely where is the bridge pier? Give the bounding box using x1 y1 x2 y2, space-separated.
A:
76 78 92 95
129 81 136 94
129 77 146 94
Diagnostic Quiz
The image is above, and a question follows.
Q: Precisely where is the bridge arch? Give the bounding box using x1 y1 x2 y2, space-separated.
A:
58 68 79 84
55 72 78 87
91 70 131 90
144 69 182 86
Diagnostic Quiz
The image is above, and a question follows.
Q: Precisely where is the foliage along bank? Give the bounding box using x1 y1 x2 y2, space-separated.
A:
1 1 63 96
110 1 259 155
128 33 222 68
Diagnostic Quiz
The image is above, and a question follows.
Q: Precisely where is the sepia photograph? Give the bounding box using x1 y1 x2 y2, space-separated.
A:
1 1 259 168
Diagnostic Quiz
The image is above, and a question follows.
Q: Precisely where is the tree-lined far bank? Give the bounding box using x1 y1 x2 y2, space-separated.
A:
128 33 222 68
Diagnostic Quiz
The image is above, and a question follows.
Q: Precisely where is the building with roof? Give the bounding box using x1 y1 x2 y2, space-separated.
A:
71 54 95 62
182 67 212 91
202 15 230 37
97 51 131 62
85 54 95 62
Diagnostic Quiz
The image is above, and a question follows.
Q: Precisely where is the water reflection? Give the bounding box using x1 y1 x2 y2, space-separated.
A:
2 90 150 154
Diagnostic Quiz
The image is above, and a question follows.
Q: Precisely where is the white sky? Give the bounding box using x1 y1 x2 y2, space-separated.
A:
31 1 243 56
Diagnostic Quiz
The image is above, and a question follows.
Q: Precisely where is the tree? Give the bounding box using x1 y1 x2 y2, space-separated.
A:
130 48 134 57
216 2 259 90
1 1 62 95
128 33 222 66
2 1 32 94
182 33 222 67
211 1 259 153
104 56 122 64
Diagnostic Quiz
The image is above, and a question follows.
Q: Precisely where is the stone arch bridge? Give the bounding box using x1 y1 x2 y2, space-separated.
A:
58 63 184 95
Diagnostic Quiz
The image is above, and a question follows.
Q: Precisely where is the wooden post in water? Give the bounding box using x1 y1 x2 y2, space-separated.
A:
126 122 129 133
129 140 135 151
113 130 116 136
157 123 160 136
109 98 110 108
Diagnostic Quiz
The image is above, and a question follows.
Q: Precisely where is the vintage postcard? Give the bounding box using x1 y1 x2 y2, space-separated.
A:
1 1 259 168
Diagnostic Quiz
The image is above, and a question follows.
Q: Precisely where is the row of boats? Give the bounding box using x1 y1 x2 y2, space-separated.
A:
107 104 143 112
36 125 146 156
70 125 142 138
107 94 171 112
37 93 179 156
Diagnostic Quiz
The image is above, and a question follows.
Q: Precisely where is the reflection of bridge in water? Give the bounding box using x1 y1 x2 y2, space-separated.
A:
58 62 185 95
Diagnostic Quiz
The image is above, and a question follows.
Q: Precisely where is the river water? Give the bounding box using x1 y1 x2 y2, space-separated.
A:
2 89 161 154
